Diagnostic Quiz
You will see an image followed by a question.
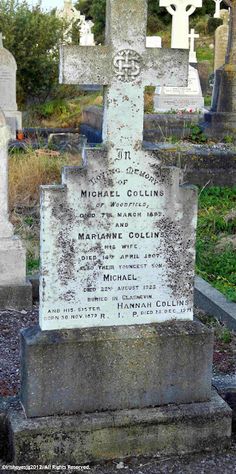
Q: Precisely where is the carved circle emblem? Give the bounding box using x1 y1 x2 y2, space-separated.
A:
113 49 142 82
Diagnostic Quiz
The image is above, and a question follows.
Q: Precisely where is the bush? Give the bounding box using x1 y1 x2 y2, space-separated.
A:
0 0 65 105
207 17 223 34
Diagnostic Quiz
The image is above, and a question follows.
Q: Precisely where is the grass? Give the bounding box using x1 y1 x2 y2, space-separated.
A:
196 45 214 64
9 149 82 209
196 186 236 302
9 149 82 274
23 89 155 126
24 93 103 129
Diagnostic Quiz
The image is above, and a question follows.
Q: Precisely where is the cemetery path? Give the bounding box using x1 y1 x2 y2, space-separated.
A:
0 307 235 397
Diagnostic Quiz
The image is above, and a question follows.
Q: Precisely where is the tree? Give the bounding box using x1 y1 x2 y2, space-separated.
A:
0 0 65 104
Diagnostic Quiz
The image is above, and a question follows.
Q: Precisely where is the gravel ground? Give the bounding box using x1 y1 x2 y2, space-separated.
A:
0 307 235 397
90 439 236 474
0 307 38 396
0 307 235 473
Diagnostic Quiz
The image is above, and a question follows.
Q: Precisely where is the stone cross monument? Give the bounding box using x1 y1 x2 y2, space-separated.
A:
188 28 199 63
213 0 222 18
159 0 202 49
54 0 190 331
19 0 231 461
80 19 95 46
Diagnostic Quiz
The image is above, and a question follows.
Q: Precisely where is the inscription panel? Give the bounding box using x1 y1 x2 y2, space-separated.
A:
0 67 16 109
40 148 197 330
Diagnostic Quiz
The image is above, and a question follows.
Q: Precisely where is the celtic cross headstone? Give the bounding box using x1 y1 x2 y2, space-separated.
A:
21 1 218 435
159 0 202 49
213 0 222 18
39 0 195 331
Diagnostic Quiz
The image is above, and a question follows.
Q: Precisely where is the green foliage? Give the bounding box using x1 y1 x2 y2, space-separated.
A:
90 0 106 44
197 312 233 346
36 99 70 119
77 0 93 18
196 187 236 302
0 0 65 104
77 0 173 43
223 135 234 144
189 125 207 143
207 17 223 34
196 46 214 63
219 328 232 344
27 257 40 274
77 0 106 43
193 17 208 35
204 96 212 107
0 0 217 104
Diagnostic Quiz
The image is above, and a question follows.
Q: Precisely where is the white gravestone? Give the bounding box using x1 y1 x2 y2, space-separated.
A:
159 0 202 49
213 0 222 18
188 28 199 63
0 34 22 138
154 5 204 112
39 0 195 331
80 20 95 46
0 110 30 307
155 65 204 111
146 36 162 48
57 0 85 43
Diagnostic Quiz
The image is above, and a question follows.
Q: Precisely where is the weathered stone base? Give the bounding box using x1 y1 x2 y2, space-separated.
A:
7 391 231 464
0 281 32 310
21 321 213 418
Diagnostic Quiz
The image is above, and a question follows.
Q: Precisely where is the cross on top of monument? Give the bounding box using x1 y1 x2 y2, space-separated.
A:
160 0 202 49
188 28 199 62
60 0 188 149
160 0 202 16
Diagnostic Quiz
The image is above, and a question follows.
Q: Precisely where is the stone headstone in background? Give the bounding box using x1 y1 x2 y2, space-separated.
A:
159 0 202 49
205 0 236 139
57 0 85 42
146 36 162 48
154 13 204 112
214 9 229 71
48 132 87 152
198 60 213 96
80 19 95 46
0 110 31 309
0 34 22 138
155 65 204 111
